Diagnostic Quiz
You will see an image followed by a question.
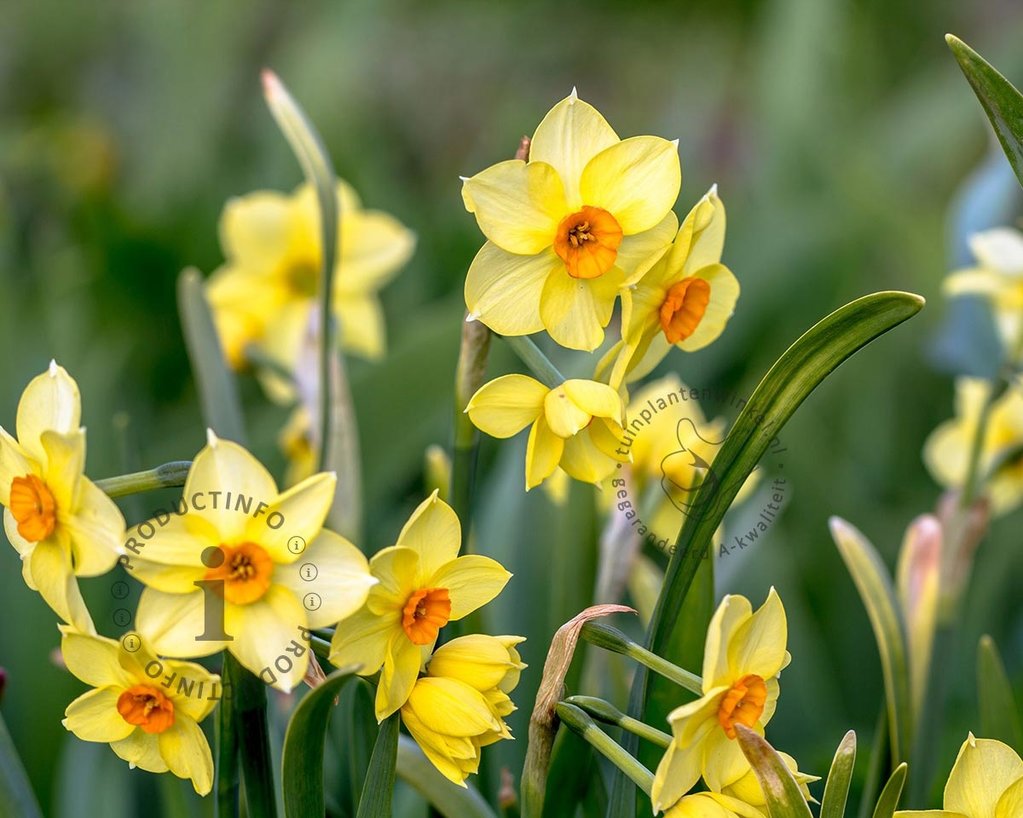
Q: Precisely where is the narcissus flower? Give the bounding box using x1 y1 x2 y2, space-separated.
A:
602 187 739 387
651 588 789 811
207 180 415 374
945 228 1023 356
895 734 1023 818
461 91 681 351
0 362 124 633
59 627 219 795
129 431 376 692
466 374 628 490
924 378 1023 516
400 634 524 786
330 493 511 719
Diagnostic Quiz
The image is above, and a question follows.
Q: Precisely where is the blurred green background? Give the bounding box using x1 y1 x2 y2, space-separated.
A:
2 0 1023 815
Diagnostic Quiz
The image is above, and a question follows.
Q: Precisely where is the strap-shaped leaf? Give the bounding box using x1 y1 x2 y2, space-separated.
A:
395 736 497 818
820 731 857 818
735 725 814 818
356 713 399 818
871 763 907 818
281 666 360 818
947 35 1023 189
978 634 1023 752
0 709 42 818
830 518 912 768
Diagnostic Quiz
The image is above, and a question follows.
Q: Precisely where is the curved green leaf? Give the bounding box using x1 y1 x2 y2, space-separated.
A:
356 713 399 818
821 731 857 818
871 763 907 818
282 666 360 818
978 634 1023 752
395 735 497 818
612 291 924 818
0 710 42 818
947 35 1023 189
735 725 813 818
830 518 912 768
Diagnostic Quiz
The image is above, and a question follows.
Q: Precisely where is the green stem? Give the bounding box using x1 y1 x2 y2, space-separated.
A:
580 622 703 696
216 658 241 818
563 696 671 749
95 461 192 498
502 336 565 389
225 654 278 818
555 703 654 794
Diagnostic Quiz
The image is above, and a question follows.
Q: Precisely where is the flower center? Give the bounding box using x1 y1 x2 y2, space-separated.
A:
659 277 711 344
204 542 275 605
717 673 767 740
554 206 623 280
116 684 175 734
401 587 452 645
8 474 57 542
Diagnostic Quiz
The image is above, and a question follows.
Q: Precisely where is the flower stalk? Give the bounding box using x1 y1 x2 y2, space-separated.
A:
502 335 565 389
580 621 702 695
563 695 671 749
452 314 492 549
555 703 654 793
94 461 192 498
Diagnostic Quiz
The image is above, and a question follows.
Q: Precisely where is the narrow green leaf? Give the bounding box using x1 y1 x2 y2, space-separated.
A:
177 268 246 442
870 763 907 818
735 725 814 818
612 291 924 817
830 518 912 767
946 35 1023 189
231 656 278 818
820 731 857 818
346 680 379 814
395 735 497 818
0 709 42 818
978 634 1023 751
281 666 359 818
356 713 399 818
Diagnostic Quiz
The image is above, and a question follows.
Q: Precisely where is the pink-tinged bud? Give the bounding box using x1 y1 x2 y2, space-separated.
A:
935 490 991 617
896 514 942 714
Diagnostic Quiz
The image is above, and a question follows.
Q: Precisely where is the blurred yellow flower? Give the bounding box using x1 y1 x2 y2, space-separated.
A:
330 493 511 719
603 187 739 387
651 588 789 811
466 374 628 490
206 180 415 373
945 228 1023 356
60 627 219 795
924 378 1023 515
401 634 524 786
895 734 1023 818
461 91 681 351
278 405 317 488
0 362 124 633
129 431 376 692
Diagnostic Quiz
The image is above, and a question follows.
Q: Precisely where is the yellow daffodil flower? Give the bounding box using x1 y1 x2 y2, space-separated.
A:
664 792 765 818
602 187 739 387
401 633 524 786
330 493 511 719
207 180 415 374
924 378 1023 515
129 431 376 692
651 588 789 811
0 362 125 633
895 734 1023 818
945 228 1023 357
461 90 681 351
59 626 219 795
466 374 628 490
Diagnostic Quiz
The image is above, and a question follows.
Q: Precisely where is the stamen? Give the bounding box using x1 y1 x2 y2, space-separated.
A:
117 685 175 734
204 542 274 605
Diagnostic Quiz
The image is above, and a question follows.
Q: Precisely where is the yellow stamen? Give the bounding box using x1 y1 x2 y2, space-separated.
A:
9 474 57 542
717 673 767 739
117 684 175 734
659 277 711 344
553 206 623 279
204 542 275 605
401 587 451 645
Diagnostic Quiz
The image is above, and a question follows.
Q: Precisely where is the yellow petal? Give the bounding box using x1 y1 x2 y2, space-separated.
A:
336 292 386 360
677 186 727 275
219 190 296 270
428 555 511 620
17 362 81 464
666 793 766 818
39 429 83 510
377 635 427 720
894 813 966 818
969 227 1023 273
464 243 556 335
330 604 397 676
997 777 1023 818
525 417 564 490
0 429 35 506
539 265 623 351
677 264 740 352
158 657 222 723
59 627 135 689
530 92 619 208
651 739 702 812
427 635 525 691
462 160 566 254
562 379 625 423
274 529 376 628
923 419 970 491
158 718 215 795
63 687 136 743
466 375 548 439
945 735 1023 818
30 538 95 633
668 687 727 747
559 431 620 484
111 729 168 773
242 470 336 564
123 514 215 593
615 211 679 285
401 704 476 786
225 585 310 692
701 723 756 791
944 268 1006 297
136 588 226 659
543 385 592 438
579 136 681 235
336 209 415 293
702 594 754 688
395 491 461 582
365 546 420 612
405 677 500 736
64 478 126 578
726 587 788 681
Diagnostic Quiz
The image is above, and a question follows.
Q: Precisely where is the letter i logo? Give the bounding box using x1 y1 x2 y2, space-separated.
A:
195 546 234 642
